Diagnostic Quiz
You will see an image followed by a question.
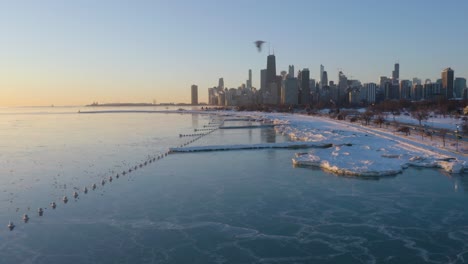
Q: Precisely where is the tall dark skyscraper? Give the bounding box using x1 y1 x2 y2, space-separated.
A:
301 68 310 105
442 67 454 99
392 63 399 84
322 71 328 87
191 85 198 105
320 64 325 88
266 54 276 84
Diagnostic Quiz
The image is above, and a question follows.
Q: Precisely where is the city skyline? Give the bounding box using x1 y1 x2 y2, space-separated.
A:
1 0 468 106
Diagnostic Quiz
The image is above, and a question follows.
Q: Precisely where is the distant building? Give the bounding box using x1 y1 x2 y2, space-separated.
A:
322 70 328 90
412 84 423 100
288 65 294 78
191 85 198 105
338 71 348 104
218 78 224 91
282 77 299 105
266 54 277 84
364 83 377 103
454 77 466 98
260 69 267 92
392 63 399 84
399 80 412 100
320 64 325 89
208 87 216 105
420 80 441 101
247 69 252 90
301 68 310 105
442 68 454 99
412 77 422 85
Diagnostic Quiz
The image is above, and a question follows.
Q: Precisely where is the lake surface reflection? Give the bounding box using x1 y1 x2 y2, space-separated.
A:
0 107 467 264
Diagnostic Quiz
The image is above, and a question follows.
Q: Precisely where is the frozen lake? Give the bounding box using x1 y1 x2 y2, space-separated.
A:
1 107 468 263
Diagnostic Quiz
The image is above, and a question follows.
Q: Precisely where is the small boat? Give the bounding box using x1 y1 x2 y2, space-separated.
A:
73 191 78 199
116 174 119 179
23 214 29 222
51 202 57 209
7 221 15 231
101 179 105 186
84 187 88 194
63 196 68 203
38 208 44 216
92 183 97 190
109 176 113 182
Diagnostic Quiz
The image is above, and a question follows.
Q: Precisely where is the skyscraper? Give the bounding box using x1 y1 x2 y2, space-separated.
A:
260 69 267 91
364 83 377 103
248 69 252 89
266 54 276 84
301 68 310 105
442 67 454 99
338 71 348 104
191 85 198 105
322 71 328 88
282 77 298 105
392 63 399 84
288 65 294 78
454 77 466 98
399 80 411 100
320 65 325 88
218 78 224 91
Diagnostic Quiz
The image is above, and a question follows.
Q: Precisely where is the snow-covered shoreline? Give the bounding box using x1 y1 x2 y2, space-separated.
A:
217 111 467 176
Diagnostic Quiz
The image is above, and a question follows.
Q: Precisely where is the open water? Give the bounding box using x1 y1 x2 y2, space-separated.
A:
0 107 467 264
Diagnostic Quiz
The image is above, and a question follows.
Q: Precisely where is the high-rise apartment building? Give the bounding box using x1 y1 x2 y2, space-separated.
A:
442 67 454 99
364 83 377 103
454 77 466 98
191 85 198 105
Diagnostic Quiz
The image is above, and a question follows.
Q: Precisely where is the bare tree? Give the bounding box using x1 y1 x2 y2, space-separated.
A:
411 110 429 127
361 110 374 126
439 128 449 147
374 115 386 128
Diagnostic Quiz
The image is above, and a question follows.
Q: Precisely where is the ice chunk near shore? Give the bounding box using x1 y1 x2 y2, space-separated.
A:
407 156 466 173
292 146 405 177
437 160 465 174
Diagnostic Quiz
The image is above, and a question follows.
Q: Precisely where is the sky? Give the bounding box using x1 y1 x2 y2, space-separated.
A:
1 0 468 106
